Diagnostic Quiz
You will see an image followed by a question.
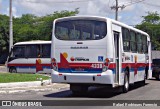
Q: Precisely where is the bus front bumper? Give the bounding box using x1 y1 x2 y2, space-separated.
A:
51 70 114 85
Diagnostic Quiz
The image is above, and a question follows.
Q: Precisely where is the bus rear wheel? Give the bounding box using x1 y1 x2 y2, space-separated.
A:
70 84 88 96
141 73 146 85
155 73 160 81
9 67 17 73
123 71 129 93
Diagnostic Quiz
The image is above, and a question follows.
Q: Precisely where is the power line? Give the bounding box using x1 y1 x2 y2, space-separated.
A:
24 0 97 3
110 0 145 21
142 2 160 8
121 0 145 7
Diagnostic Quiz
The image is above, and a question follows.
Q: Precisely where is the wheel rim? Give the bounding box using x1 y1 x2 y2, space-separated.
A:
11 69 16 73
125 76 129 90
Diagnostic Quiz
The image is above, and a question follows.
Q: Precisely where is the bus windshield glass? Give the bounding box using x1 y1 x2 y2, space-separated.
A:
11 45 25 58
55 19 107 40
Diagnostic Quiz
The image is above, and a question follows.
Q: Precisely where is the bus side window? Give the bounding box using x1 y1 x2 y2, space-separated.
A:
122 28 130 52
142 35 148 53
26 45 40 58
137 33 142 53
42 44 51 58
130 31 137 53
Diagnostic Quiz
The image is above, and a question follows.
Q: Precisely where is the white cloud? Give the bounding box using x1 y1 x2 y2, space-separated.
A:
8 0 160 25
13 0 113 16
0 0 2 13
6 6 19 17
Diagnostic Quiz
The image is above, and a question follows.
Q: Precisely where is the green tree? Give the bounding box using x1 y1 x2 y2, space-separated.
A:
13 14 39 42
136 12 160 50
0 15 9 54
36 9 79 40
14 9 79 42
0 9 79 56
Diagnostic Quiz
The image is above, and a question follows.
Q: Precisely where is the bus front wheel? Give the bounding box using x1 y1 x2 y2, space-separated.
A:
9 67 17 73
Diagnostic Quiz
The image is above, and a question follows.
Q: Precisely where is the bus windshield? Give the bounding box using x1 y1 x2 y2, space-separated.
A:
11 45 25 58
55 19 107 40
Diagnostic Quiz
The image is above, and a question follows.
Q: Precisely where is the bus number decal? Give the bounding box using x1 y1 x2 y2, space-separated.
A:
91 64 102 68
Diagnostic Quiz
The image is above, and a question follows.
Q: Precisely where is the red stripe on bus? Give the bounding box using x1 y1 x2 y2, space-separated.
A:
8 63 149 68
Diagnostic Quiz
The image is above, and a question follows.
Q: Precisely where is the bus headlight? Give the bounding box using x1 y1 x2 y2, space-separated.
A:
51 58 58 71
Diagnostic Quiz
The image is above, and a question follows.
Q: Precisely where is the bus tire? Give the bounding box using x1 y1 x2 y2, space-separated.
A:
123 71 129 93
145 67 148 79
70 84 88 96
9 67 17 73
156 73 160 81
142 73 146 85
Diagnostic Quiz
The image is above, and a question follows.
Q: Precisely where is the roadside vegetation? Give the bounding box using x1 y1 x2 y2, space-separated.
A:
0 9 79 62
136 11 160 50
0 73 50 83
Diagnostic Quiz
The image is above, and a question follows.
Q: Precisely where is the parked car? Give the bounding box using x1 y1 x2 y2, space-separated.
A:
152 59 160 80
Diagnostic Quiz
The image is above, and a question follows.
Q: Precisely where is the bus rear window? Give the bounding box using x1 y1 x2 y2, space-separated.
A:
55 20 107 40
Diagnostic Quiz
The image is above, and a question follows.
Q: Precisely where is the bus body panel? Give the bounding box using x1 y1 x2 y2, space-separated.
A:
51 16 152 88
52 70 114 84
7 41 52 73
7 58 51 73
51 17 116 85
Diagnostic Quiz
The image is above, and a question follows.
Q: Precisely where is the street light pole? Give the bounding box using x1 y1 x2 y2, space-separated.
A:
9 0 13 52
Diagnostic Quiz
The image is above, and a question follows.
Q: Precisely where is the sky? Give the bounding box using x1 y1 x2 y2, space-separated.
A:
0 0 160 26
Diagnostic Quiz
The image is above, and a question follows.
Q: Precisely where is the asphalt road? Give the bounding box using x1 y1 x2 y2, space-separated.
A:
0 79 160 109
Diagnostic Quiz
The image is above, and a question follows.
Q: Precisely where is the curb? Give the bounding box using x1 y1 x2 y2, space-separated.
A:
0 79 70 94
0 85 60 94
0 79 52 88
0 83 70 94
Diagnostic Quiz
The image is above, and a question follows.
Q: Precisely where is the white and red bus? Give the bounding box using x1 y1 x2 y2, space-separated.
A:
51 16 152 94
7 41 51 73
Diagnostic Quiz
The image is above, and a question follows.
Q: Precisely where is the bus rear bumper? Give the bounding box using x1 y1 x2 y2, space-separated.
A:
51 70 114 85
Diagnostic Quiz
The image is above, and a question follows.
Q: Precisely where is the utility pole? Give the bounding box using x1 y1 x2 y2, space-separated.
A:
9 0 13 52
115 0 118 21
111 0 125 21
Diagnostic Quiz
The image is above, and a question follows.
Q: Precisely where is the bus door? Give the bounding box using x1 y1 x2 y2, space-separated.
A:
114 31 120 84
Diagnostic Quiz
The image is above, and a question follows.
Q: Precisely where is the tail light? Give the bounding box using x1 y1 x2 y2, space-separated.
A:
51 58 58 71
102 58 113 72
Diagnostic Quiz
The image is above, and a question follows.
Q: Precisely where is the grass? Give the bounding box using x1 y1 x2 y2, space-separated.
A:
0 73 50 83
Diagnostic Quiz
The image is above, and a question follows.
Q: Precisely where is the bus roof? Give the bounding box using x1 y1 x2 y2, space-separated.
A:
14 40 51 46
54 15 150 38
